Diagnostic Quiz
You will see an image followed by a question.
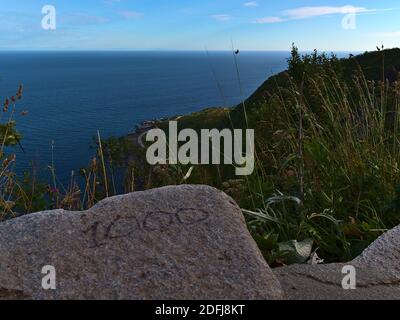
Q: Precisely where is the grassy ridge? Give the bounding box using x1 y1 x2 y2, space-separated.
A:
172 48 400 130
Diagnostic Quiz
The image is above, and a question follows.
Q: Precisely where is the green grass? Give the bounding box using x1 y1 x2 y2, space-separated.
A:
140 45 400 265
158 107 231 131
236 46 400 264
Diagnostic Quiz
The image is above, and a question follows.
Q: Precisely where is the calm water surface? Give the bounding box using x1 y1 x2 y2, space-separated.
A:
0 51 290 184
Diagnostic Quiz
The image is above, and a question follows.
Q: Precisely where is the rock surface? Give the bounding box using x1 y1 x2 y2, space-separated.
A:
0 185 283 300
275 225 400 300
353 224 400 276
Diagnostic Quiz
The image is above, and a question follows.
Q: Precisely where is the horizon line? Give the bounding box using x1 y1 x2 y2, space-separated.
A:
0 48 366 53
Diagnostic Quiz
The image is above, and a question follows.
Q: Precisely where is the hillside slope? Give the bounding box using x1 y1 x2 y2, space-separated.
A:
171 48 400 131
230 48 400 126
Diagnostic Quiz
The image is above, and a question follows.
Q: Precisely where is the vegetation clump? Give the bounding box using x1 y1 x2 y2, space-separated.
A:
129 46 400 265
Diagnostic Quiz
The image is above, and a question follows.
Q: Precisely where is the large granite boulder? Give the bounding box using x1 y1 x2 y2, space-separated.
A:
275 225 400 300
0 185 283 300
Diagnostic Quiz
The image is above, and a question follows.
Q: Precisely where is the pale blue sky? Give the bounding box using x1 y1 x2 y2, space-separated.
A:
0 0 399 51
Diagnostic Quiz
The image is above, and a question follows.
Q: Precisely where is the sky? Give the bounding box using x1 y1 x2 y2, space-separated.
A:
0 0 399 51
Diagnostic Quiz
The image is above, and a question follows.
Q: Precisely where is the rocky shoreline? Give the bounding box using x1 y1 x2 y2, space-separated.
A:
126 116 182 148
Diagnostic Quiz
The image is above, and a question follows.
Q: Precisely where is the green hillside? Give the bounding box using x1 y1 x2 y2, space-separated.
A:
139 46 400 265
231 47 400 127
171 48 400 131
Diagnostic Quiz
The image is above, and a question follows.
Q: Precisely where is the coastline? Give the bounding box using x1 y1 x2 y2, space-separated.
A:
126 106 232 149
127 115 184 149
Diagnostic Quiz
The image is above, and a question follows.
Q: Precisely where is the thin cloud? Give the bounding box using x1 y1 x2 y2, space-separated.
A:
244 1 259 8
211 14 232 21
283 6 371 19
255 6 387 24
255 17 285 24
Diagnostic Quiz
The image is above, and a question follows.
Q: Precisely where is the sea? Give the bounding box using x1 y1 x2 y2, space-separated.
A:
0 51 292 185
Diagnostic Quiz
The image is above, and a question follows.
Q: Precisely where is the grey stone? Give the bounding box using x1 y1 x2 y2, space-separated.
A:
353 225 400 276
0 185 283 300
274 226 400 300
275 263 400 300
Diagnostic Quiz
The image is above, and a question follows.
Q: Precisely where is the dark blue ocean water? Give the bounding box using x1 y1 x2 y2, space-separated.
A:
0 51 289 184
